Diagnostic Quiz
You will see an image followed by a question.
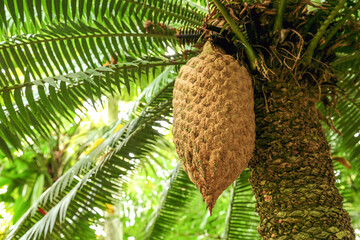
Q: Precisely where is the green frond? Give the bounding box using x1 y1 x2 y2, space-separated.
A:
183 0 208 13
315 48 360 209
144 163 197 239
6 80 175 240
325 95 360 171
132 65 179 112
0 0 205 39
305 0 347 64
122 0 205 26
211 0 257 70
0 58 185 157
331 52 360 74
320 1 360 50
334 161 358 222
0 17 178 86
273 0 288 32
223 170 260 240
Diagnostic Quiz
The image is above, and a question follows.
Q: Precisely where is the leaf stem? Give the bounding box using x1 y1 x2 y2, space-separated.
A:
0 61 186 93
211 0 257 70
319 1 360 50
0 33 177 50
273 0 287 32
305 0 347 64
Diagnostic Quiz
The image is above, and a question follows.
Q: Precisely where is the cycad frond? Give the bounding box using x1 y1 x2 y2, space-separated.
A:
183 0 208 13
211 0 257 69
331 52 360 74
326 95 360 171
0 0 205 39
6 79 175 240
223 170 260 240
144 163 197 239
0 59 184 155
133 65 180 108
334 162 359 225
0 17 178 86
318 70 360 218
273 0 288 31
320 1 360 50
317 70 360 228
305 0 347 63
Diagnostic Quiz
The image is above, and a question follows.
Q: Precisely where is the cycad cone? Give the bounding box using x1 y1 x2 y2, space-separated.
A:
172 42 255 214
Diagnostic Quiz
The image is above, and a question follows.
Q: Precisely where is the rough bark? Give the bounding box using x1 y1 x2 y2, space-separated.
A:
248 78 355 240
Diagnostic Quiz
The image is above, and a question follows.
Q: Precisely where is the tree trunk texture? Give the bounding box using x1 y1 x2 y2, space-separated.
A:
248 78 355 239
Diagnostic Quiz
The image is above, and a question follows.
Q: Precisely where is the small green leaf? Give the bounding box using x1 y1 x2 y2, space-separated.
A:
13 196 30 223
0 124 21 149
33 80 44 86
36 43 56 75
120 1 129 20
97 66 115 72
3 91 28 139
54 0 61 21
0 52 15 85
83 81 95 107
14 88 30 122
43 42 62 74
43 77 57 88
35 0 42 24
71 0 76 18
59 81 74 113
62 0 68 21
31 175 45 205
100 0 108 17
0 136 12 160
77 71 96 85
49 85 72 122
0 102 8 125
0 1 7 27
54 75 70 83
123 69 131 95
94 0 101 18
85 69 105 77
5 0 17 26
114 70 121 95
51 41 69 72
25 85 39 114
105 72 114 97
38 86 59 122
45 0 53 21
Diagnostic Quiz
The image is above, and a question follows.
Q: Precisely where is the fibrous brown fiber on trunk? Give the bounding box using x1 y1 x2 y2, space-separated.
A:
172 42 255 214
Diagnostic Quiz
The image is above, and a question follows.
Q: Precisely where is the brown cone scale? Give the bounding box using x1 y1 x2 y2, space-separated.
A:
172 42 256 214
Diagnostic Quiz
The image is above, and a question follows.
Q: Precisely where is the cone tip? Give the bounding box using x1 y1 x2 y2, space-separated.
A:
207 205 213 215
205 196 214 216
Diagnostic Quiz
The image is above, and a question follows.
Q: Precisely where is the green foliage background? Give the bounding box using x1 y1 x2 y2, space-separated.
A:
0 0 359 239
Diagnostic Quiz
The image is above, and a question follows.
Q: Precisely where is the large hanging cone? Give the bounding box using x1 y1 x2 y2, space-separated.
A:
172 42 256 214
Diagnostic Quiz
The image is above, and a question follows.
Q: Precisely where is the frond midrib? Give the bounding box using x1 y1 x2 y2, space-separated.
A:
0 60 186 93
0 33 177 50
123 0 204 26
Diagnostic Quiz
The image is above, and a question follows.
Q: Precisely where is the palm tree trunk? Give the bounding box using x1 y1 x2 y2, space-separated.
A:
248 79 355 239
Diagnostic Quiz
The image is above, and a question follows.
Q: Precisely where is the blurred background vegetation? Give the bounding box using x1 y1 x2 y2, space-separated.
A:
0 94 232 240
